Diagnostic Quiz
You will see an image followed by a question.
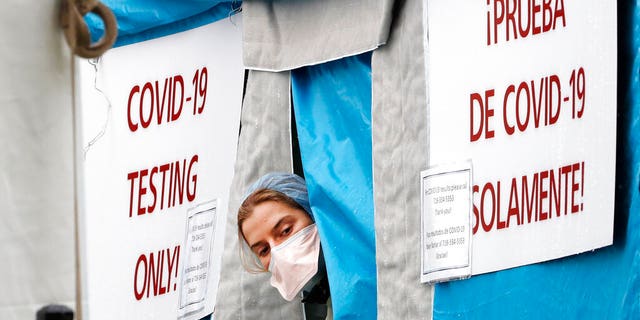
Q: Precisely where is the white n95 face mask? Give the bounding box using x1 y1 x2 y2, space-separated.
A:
268 224 320 301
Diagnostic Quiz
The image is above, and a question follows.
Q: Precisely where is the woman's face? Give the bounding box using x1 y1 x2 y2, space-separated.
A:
241 200 313 270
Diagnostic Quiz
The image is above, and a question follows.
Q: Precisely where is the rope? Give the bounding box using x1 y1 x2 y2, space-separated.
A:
61 0 118 58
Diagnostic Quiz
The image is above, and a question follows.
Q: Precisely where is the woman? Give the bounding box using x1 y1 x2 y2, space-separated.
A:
237 172 331 319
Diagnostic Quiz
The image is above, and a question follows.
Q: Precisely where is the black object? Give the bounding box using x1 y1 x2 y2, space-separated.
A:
36 304 74 320
302 266 331 320
302 273 330 304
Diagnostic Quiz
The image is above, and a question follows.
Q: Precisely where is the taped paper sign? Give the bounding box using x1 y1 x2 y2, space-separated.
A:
421 163 473 283
425 1 616 275
76 16 243 319
180 201 217 318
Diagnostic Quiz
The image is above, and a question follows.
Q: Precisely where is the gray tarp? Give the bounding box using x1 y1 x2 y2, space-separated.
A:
0 1 75 319
215 70 303 319
372 0 433 318
243 0 395 71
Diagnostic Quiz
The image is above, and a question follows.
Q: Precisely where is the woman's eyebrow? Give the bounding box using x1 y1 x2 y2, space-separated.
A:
249 217 287 249
250 241 265 251
272 217 287 232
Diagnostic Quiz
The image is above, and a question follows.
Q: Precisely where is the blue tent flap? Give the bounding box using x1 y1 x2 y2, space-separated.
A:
292 52 377 320
85 1 239 47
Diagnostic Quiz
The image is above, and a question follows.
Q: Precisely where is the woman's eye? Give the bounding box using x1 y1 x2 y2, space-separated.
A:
282 227 291 236
259 246 269 257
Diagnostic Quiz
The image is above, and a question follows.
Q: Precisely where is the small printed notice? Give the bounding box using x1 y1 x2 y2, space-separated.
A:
421 163 472 283
179 201 217 318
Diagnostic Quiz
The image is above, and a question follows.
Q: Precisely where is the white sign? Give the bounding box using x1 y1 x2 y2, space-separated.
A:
421 163 472 283
425 1 616 275
77 17 243 320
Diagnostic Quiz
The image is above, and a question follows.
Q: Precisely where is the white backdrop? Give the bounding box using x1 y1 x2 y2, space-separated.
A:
0 2 75 319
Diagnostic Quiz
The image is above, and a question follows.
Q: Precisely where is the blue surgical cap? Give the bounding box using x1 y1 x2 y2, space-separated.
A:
243 172 313 219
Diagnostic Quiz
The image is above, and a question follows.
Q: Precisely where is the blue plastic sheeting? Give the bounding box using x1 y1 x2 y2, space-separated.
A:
85 1 239 47
292 52 377 320
433 3 640 319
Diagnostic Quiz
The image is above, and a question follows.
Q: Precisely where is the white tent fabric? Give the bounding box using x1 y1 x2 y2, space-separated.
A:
0 1 76 319
372 0 433 318
243 0 395 72
215 70 303 319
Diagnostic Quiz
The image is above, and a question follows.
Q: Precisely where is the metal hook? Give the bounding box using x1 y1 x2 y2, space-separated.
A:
61 0 118 58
